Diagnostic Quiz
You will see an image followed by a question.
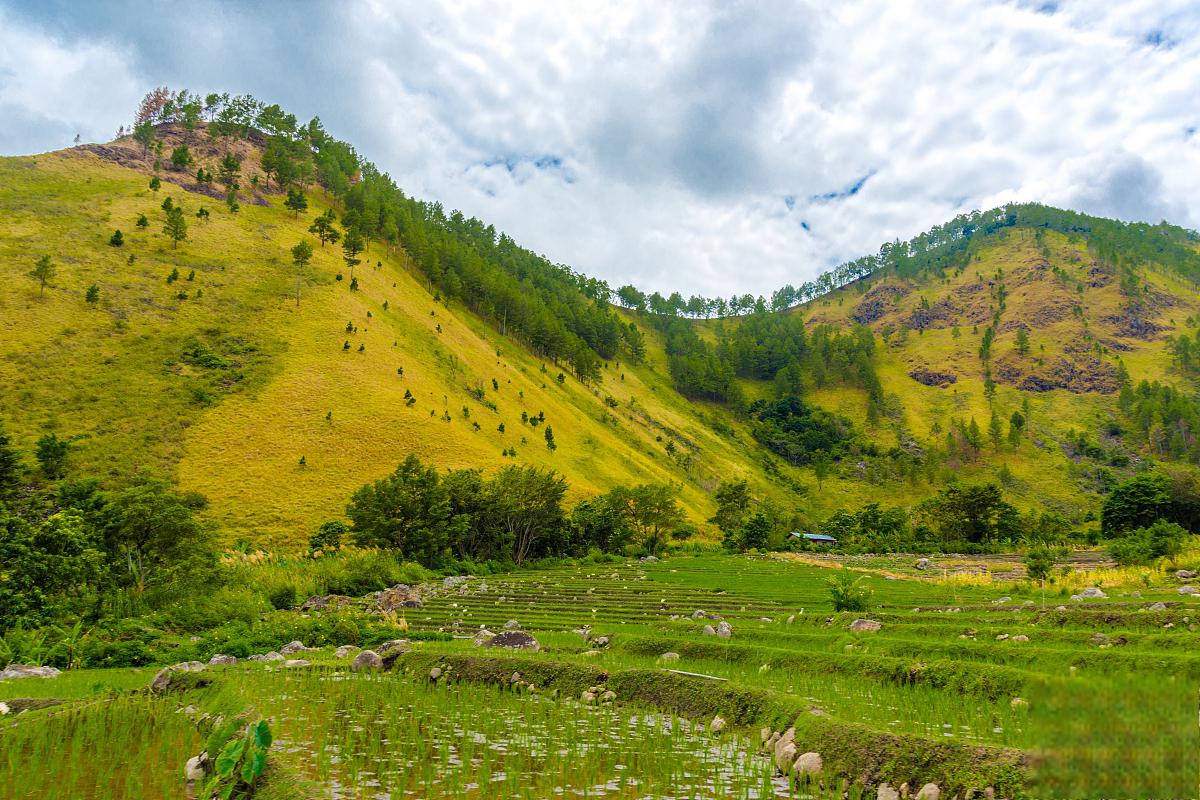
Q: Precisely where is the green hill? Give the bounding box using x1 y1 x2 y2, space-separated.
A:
3 106 1199 547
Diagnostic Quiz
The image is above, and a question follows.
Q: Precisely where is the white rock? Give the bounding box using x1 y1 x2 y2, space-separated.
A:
281 659 310 668
0 702 9 715
334 645 360 659
916 783 941 800
877 783 900 800
716 621 733 638
1178 585 1198 595
0 664 61 681
849 619 882 632
710 715 726 733
660 652 680 662
351 650 383 672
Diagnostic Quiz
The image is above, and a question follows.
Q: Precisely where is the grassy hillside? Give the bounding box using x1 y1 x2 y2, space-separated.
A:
0 132 797 546
4 122 1200 547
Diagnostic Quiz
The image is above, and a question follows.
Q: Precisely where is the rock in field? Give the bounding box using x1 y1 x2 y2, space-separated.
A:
482 631 540 651
150 662 206 694
0 664 61 681
1178 585 1198 595
207 654 238 666
702 624 717 636
775 741 797 772
351 650 383 672
716 621 733 639
281 659 311 668
279 640 309 655
709 715 726 733
1177 569 1197 580
660 652 680 662
915 558 931 570
793 751 822 775
692 609 707 620
503 619 521 630
1148 602 1168 611
248 651 284 662
374 583 423 610
443 576 470 589
849 619 882 633
334 645 360 659
877 783 900 800
473 629 496 646
1071 587 1106 600
1012 634 1029 643
916 783 941 800
184 753 208 782
0 702 9 715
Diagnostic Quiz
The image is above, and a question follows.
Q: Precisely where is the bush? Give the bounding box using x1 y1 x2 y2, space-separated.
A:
1109 519 1188 566
827 567 871 612
267 584 299 611
330 615 362 646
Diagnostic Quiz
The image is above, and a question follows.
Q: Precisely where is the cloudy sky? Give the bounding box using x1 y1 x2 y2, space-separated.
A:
2 1 1198 297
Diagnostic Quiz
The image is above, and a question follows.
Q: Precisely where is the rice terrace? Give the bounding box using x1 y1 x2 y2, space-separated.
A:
3 4 1200 799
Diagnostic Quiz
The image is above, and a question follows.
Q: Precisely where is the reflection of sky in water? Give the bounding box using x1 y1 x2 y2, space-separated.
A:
261 676 791 799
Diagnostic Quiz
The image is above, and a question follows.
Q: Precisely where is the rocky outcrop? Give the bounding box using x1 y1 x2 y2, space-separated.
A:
0 664 61 681
909 368 957 388
849 618 882 632
482 631 540 651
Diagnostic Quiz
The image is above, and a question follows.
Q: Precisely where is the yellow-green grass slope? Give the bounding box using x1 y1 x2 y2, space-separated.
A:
770 225 1200 521
0 144 796 546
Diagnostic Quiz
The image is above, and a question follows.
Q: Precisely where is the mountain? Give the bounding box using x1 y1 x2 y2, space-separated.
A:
2 105 1198 547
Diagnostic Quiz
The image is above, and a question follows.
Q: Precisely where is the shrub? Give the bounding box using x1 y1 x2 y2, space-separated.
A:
267 584 299 611
309 520 348 554
827 567 871 612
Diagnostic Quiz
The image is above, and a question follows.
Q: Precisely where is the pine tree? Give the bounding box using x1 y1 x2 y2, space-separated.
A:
1015 326 1030 355
29 255 55 297
291 240 313 306
163 206 188 248
988 411 1003 451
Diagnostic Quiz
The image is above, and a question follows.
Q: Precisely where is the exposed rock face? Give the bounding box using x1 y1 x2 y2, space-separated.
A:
482 631 540 651
852 284 908 324
0 664 61 681
849 619 882 632
351 650 383 672
909 368 957 388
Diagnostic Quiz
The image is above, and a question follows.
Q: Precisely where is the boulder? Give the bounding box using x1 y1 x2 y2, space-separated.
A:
710 715 726 733
1148 602 1168 611
794 751 823 775
503 619 522 630
351 650 383 672
1071 587 1107 600
849 619 882 633
184 753 208 782
375 583 423 610
915 558 931 570
702 624 717 636
281 659 310 668
692 610 707 620
995 633 1009 641
0 664 61 681
150 662 206 694
1178 585 1199 595
659 652 680 662
592 635 612 648
482 631 540 651
1089 633 1108 646
877 784 900 800
1177 569 1197 580
765 731 781 752
279 640 309 655
916 784 940 800
775 741 797 772
298 594 353 612
716 621 733 639
443 576 470 589
639 555 659 563
377 639 411 657
207 654 238 666
993 597 1011 605
602 689 616 702
334 645 360 659
248 651 284 662
473 629 496 647
1012 634 1029 643
0 702 9 715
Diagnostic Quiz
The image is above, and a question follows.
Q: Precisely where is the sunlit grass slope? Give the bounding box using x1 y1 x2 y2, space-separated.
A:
0 146 792 546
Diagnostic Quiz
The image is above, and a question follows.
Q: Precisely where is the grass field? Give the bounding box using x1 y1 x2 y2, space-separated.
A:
3 553 1195 799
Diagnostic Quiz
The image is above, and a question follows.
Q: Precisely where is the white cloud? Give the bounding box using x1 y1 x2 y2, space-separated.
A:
2 0 1199 297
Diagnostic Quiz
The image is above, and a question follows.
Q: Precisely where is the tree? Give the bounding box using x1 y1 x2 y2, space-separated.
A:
485 466 567 564
34 433 70 479
217 152 242 189
309 520 347 554
346 454 458 566
0 420 22 499
132 120 156 156
29 255 55 297
571 495 633 554
913 483 1021 545
342 229 364 281
1024 547 1053 585
739 512 771 552
109 230 124 247
1101 473 1171 536
544 425 556 450
284 189 308 216
164 205 188 248
85 284 100 304
709 479 751 538
309 209 340 247
611 484 685 555
291 240 313 307
99 477 215 593
148 176 161 192
170 145 193 170
1007 411 1025 447
1015 326 1030 355
812 451 832 489
988 411 1003 451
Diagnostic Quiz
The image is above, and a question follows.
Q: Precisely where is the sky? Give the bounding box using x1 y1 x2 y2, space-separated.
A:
2 1 1199 298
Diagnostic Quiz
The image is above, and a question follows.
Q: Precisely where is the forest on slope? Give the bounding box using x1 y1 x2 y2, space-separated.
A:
3 88 1200 552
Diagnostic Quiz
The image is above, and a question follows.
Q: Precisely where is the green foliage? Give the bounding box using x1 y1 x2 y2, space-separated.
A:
206 719 272 799
108 229 124 247
34 433 70 479
1101 473 1170 536
1024 547 1054 584
827 567 872 612
1109 519 1188 566
913 482 1021 546
163 204 188 248
309 520 347 554
284 188 308 215
748 395 855 466
28 254 55 297
169 145 193 170
266 583 298 611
